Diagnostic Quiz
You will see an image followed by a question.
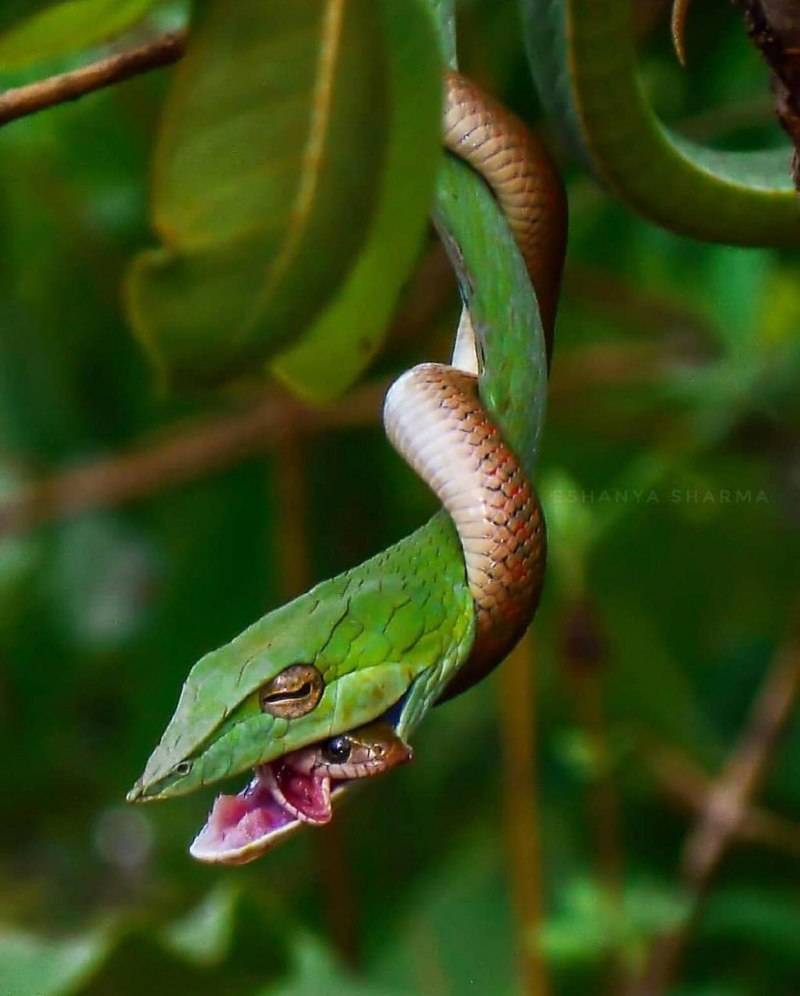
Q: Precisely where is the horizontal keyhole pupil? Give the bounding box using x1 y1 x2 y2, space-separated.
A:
259 665 323 719
263 681 313 703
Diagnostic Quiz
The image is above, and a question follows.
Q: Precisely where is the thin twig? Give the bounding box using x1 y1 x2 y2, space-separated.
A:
648 740 800 860
0 30 186 127
499 630 551 996
0 216 453 536
627 610 800 996
0 380 386 535
273 433 361 965
0 337 682 538
560 601 626 994
681 635 800 884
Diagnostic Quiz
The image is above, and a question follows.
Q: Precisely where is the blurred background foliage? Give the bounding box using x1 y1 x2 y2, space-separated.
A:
1 0 799 994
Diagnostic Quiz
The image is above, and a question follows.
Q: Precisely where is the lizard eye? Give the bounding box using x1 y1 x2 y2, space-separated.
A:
322 735 352 764
259 663 323 719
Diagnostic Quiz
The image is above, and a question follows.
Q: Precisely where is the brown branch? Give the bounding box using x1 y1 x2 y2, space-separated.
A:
272 434 361 965
648 741 800 860
732 0 800 188
681 636 800 884
0 380 386 535
560 604 624 900
0 30 186 127
499 630 552 996
0 224 449 536
560 601 626 994
627 610 800 996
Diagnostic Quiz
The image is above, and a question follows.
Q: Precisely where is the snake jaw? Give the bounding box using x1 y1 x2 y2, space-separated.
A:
188 722 413 865
189 756 342 866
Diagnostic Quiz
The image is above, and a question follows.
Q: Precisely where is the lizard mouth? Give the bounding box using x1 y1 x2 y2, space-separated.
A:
189 753 348 866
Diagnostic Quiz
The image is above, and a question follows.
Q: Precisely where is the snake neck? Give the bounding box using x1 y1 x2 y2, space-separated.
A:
383 362 546 697
382 72 559 700
442 70 566 360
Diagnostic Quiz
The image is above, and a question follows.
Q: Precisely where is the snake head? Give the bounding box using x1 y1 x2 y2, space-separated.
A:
127 539 474 863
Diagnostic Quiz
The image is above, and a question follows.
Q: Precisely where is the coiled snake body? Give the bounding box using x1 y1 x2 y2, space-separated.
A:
385 71 563 700
131 70 565 866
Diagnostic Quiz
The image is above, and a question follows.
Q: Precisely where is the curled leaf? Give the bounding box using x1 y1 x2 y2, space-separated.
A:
127 0 390 389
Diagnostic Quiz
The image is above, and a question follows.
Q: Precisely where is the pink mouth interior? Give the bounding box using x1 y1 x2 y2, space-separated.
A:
272 758 331 823
189 756 338 865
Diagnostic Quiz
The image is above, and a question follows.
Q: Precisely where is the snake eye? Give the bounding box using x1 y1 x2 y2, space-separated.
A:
322 735 352 764
259 663 323 719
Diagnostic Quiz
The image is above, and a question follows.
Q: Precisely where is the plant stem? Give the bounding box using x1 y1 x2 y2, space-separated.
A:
0 381 386 535
499 630 551 996
0 31 186 126
273 433 360 966
626 609 800 995
648 740 800 860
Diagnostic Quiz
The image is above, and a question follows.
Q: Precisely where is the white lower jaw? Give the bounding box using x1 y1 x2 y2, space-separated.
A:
189 773 348 867
190 809 304 865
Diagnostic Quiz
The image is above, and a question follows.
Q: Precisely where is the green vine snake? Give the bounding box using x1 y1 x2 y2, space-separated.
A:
128 69 565 865
525 0 800 247
129 0 797 865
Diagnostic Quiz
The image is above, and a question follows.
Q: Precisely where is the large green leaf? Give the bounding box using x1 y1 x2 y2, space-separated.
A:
271 0 441 402
0 886 291 995
0 925 111 996
127 0 390 388
0 0 162 69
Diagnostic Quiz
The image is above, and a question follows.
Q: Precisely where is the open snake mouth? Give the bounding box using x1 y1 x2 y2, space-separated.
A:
189 716 413 865
189 753 348 866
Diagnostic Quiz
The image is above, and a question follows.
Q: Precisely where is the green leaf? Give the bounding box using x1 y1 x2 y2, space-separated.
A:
160 883 239 966
540 468 594 596
0 925 111 996
269 934 401 996
0 886 294 996
0 0 162 70
371 834 517 995
702 886 800 961
540 877 689 967
127 0 390 389
271 0 441 402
